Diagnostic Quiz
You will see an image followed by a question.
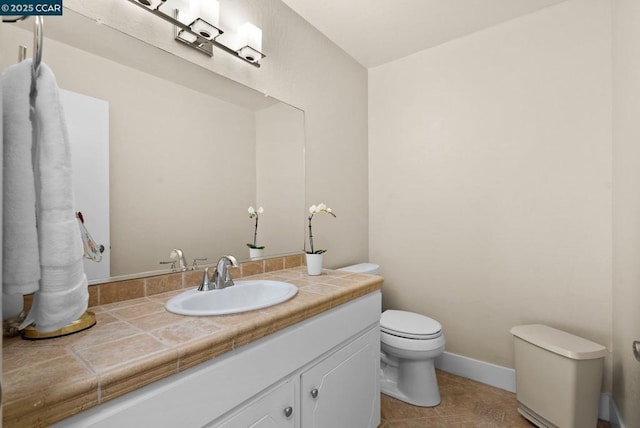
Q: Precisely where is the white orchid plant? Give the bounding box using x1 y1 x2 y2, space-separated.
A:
306 203 337 254
247 206 265 249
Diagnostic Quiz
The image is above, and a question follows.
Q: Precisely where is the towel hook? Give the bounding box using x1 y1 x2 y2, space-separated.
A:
32 16 44 78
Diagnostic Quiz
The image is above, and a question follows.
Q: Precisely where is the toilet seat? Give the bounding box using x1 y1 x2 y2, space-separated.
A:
381 310 442 340
381 330 446 352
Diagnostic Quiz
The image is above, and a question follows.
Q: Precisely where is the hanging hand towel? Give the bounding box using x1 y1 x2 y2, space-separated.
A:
20 61 88 333
2 60 41 296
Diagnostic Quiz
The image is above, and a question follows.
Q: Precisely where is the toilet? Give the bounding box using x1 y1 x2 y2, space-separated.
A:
338 263 445 407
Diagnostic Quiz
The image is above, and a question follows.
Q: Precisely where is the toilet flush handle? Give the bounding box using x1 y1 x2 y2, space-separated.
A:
310 388 319 399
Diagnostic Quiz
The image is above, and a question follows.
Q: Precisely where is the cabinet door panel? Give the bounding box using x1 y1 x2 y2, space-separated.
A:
301 327 380 428
212 380 295 428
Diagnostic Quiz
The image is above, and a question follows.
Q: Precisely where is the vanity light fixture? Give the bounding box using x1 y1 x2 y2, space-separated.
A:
236 22 264 63
126 0 265 67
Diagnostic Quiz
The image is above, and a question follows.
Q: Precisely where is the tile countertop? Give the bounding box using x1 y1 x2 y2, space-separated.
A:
2 267 383 427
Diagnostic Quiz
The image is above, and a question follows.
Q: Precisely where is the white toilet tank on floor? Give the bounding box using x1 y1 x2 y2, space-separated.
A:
338 263 380 275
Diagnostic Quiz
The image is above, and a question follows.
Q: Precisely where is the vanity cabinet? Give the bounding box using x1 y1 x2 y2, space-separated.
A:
214 326 380 428
213 380 295 428
56 292 381 428
300 327 380 428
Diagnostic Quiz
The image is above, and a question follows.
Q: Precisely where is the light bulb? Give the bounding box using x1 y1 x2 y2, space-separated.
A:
164 0 197 24
200 0 219 27
177 29 198 43
191 0 220 40
236 22 263 62
237 22 262 52
163 0 190 10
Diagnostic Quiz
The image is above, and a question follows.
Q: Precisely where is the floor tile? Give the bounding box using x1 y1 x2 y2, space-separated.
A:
380 370 610 428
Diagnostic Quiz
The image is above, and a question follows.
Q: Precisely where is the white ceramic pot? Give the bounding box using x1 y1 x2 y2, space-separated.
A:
249 248 264 259
305 253 324 276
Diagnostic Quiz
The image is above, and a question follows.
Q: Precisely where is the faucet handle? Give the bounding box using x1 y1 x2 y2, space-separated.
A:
159 260 177 271
192 258 208 269
197 268 211 291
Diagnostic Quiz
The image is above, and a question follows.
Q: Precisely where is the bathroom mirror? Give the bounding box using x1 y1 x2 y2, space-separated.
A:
0 9 305 283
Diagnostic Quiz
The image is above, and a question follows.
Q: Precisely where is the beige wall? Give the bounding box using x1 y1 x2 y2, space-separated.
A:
62 0 369 269
613 0 640 424
369 0 613 391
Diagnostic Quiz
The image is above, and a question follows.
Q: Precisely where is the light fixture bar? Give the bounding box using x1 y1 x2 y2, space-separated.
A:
174 16 214 57
126 0 263 67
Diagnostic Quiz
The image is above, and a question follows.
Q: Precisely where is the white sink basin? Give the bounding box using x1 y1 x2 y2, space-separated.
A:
165 280 298 316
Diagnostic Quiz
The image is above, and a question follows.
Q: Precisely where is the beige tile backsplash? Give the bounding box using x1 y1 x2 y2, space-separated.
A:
90 254 304 307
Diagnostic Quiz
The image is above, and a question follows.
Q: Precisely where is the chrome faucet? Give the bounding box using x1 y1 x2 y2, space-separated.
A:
170 248 188 272
212 255 239 289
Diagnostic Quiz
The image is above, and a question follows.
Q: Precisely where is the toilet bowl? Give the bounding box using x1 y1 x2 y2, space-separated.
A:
338 263 445 407
380 310 445 407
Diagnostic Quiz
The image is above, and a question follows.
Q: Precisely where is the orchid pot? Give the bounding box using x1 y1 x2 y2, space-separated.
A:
249 247 264 259
305 253 324 276
305 203 336 276
246 206 265 259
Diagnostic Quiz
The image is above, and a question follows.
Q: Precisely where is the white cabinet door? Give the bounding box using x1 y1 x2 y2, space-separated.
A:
301 327 380 428
211 380 295 428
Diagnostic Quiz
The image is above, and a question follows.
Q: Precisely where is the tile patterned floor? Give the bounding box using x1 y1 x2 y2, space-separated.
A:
379 369 611 427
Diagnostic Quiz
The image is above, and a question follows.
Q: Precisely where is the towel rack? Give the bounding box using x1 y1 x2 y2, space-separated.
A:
3 14 97 340
32 16 43 77
3 15 44 77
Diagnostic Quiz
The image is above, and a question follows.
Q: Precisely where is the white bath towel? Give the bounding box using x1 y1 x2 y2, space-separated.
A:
2 60 41 296
0 62 24 319
18 60 88 333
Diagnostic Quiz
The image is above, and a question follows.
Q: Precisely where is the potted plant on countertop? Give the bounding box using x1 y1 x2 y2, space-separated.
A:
305 203 336 275
247 206 265 259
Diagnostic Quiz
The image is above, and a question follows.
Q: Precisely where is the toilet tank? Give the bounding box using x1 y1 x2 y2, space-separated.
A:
510 324 607 428
338 263 380 275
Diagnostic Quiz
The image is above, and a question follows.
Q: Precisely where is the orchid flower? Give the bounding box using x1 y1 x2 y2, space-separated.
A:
246 206 265 249
248 206 263 218
307 203 337 254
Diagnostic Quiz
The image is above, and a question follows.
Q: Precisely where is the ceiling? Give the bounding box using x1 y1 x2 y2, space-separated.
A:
280 0 568 68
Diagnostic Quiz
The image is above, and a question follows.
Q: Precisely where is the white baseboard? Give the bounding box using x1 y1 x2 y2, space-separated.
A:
434 351 616 422
435 351 516 393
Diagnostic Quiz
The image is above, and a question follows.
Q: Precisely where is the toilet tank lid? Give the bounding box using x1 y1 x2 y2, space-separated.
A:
510 324 607 360
338 263 379 275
